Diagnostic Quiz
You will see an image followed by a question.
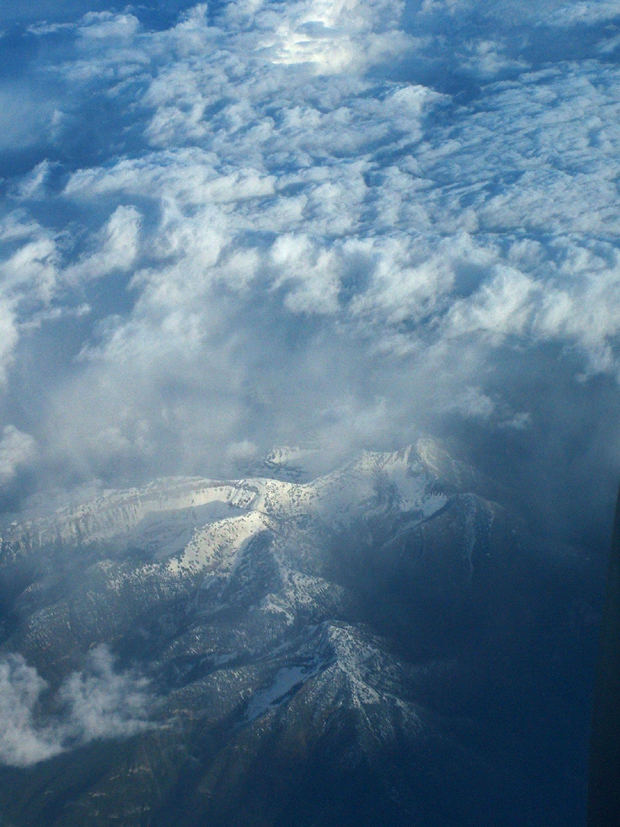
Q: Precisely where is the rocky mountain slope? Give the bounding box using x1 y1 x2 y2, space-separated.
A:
0 439 598 825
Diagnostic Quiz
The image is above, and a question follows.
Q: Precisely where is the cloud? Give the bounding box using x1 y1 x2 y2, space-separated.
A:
0 426 37 485
57 645 153 742
77 11 140 41
542 1 620 26
458 39 528 79
0 214 62 390
64 206 142 286
0 654 58 766
0 646 154 768
0 302 18 388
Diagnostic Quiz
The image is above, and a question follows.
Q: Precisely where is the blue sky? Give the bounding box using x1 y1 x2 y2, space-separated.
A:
0 0 618 539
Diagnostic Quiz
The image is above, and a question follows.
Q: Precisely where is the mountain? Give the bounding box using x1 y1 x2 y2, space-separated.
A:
0 439 598 825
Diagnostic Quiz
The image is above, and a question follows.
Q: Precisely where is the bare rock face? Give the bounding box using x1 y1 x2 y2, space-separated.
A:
0 441 596 825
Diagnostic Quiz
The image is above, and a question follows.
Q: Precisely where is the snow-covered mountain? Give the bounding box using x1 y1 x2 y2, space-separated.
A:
0 440 595 825
1 438 457 556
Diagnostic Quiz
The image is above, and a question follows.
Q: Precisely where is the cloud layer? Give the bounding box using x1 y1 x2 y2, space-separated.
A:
0 1 617 538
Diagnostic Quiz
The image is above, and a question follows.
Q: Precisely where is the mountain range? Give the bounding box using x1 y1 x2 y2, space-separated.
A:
0 439 597 825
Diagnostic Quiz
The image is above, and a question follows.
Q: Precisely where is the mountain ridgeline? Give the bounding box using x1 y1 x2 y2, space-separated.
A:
0 440 599 825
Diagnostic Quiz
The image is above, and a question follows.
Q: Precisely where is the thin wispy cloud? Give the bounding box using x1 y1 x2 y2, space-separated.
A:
0 646 153 768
